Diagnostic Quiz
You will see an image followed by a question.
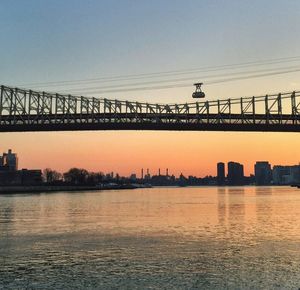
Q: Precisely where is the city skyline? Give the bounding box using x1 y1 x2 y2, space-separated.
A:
0 140 299 176
1 130 299 176
2 147 299 181
2 147 300 187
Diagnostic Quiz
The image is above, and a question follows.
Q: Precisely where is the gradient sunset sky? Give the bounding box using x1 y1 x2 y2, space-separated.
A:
1 0 300 177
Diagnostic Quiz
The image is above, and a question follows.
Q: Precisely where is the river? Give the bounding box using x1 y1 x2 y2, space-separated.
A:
0 186 299 289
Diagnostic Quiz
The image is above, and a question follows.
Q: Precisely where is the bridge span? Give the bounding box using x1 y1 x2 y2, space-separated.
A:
0 85 299 132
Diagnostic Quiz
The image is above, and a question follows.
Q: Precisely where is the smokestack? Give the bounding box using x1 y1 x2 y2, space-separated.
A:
147 168 149 175
159 168 161 176
166 168 169 176
141 168 144 179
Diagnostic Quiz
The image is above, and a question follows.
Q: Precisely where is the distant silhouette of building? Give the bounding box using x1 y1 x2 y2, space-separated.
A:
151 173 174 186
272 165 300 185
1 149 18 171
0 149 42 186
217 162 225 185
227 161 244 185
178 173 188 186
254 161 272 185
130 173 137 181
0 169 42 186
144 168 151 180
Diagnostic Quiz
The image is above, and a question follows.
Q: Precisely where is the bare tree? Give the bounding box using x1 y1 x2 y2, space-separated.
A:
43 168 62 183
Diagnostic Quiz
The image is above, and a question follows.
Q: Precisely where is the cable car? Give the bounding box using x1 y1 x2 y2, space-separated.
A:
192 83 205 99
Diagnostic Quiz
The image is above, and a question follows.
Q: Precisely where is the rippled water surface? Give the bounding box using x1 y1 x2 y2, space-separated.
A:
0 186 300 289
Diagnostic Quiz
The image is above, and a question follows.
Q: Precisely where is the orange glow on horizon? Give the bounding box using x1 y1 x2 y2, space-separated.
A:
1 130 299 177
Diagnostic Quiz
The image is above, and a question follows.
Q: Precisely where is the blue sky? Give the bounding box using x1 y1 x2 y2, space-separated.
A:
1 0 300 103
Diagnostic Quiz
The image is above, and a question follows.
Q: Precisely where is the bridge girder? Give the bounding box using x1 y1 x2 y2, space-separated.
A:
0 85 299 132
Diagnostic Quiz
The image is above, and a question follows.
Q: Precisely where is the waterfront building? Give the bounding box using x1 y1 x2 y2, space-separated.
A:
151 174 173 186
144 169 151 180
290 166 300 184
227 162 244 185
254 161 272 185
0 169 42 186
144 173 151 180
2 149 18 171
217 162 225 185
272 165 300 185
0 149 43 186
130 173 137 181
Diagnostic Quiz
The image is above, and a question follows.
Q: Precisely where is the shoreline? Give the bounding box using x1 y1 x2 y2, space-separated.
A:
0 184 146 194
0 184 297 194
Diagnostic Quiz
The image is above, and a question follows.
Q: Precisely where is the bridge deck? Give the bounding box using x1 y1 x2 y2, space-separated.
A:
0 113 299 132
1 85 300 132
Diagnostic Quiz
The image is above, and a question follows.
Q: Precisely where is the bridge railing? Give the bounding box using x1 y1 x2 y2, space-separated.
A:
0 85 300 125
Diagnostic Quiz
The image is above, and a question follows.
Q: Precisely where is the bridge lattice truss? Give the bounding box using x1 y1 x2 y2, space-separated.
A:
0 85 300 132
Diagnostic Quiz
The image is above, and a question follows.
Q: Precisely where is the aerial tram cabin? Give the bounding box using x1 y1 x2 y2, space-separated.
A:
192 83 205 99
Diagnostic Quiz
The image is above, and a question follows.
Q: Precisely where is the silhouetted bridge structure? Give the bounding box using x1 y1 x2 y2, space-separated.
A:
0 85 300 132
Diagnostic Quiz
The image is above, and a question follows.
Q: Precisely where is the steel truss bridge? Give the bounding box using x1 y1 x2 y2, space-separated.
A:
0 85 300 132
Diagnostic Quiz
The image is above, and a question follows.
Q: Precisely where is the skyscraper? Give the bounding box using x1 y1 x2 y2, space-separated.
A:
227 161 244 185
254 161 272 185
217 162 225 185
2 149 18 171
272 165 300 185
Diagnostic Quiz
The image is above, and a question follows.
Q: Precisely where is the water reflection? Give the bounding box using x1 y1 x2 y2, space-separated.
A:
0 202 14 223
255 186 273 226
227 187 245 234
255 186 273 195
217 187 227 225
0 187 300 289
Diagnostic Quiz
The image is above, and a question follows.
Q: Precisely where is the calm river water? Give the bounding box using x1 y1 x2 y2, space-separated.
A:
0 186 300 289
